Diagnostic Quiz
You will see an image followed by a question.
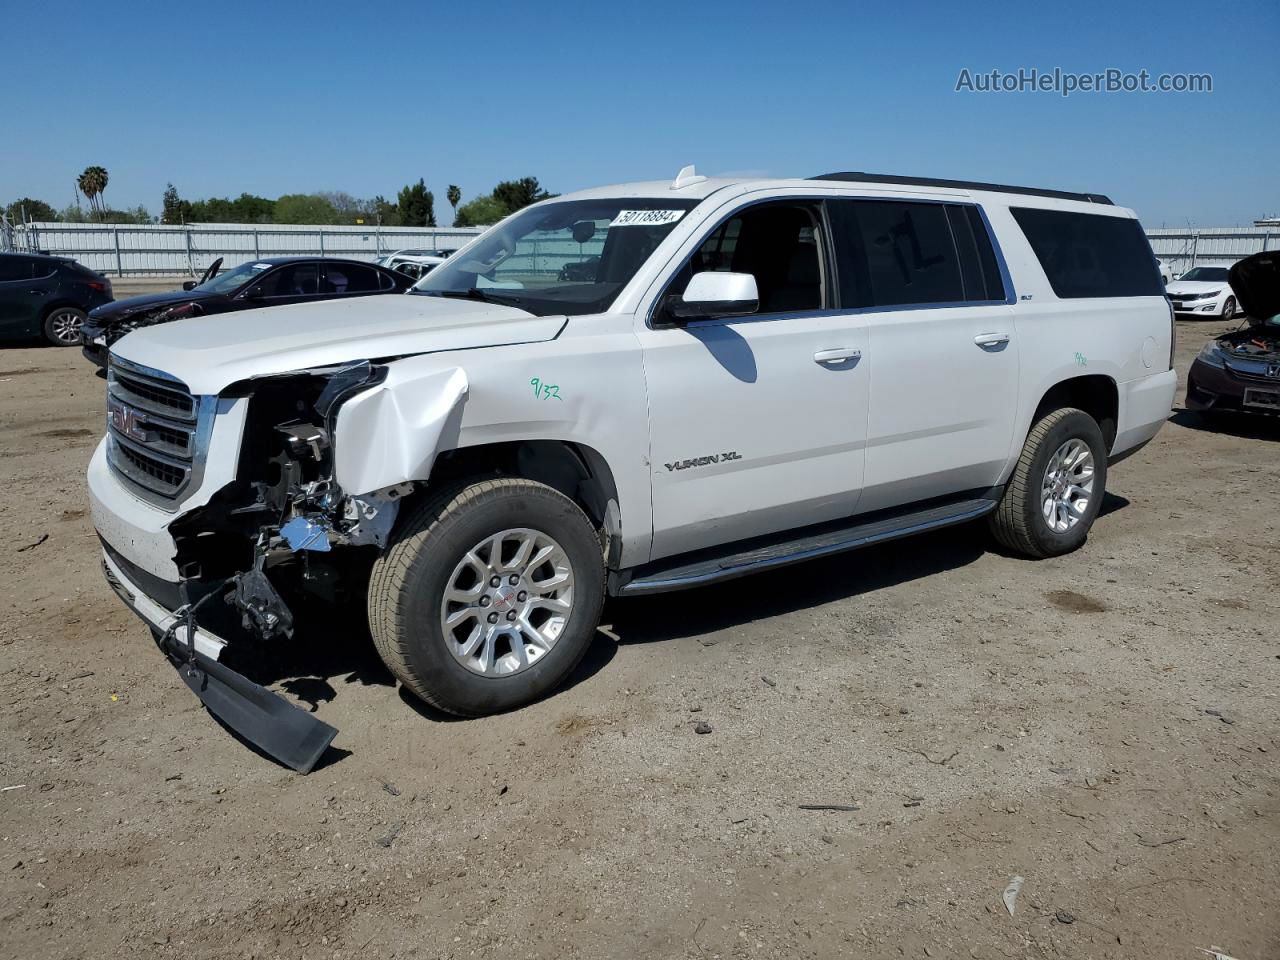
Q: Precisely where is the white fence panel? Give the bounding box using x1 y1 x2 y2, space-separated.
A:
9 222 486 275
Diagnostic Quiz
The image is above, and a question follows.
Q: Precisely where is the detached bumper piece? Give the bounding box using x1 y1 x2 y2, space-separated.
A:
102 549 337 774
159 635 337 775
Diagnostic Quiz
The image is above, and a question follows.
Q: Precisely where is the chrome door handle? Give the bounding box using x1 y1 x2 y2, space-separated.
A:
814 347 861 365
973 332 1011 347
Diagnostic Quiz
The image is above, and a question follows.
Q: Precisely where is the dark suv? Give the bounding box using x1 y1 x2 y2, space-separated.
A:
81 256 414 368
0 252 114 346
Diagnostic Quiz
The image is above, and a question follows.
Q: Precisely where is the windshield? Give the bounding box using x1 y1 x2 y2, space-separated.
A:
412 198 700 316
193 260 274 293
1179 267 1229 282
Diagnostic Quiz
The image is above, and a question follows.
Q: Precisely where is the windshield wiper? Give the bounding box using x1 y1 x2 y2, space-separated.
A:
426 287 524 306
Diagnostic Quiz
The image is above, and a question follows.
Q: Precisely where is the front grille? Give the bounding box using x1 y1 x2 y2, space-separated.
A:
106 356 211 508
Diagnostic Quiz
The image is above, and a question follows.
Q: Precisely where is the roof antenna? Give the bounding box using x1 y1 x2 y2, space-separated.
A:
671 164 707 190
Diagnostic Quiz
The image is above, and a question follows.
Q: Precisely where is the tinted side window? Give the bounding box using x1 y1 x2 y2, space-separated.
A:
258 263 319 297
322 263 380 294
848 201 965 307
665 202 825 315
1010 207 1162 298
0 256 33 282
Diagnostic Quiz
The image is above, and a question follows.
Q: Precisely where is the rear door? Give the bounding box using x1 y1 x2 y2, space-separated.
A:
827 198 1019 513
638 198 870 560
0 256 42 336
320 262 389 300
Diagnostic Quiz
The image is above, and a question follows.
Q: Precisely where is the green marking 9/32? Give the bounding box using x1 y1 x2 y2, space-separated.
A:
530 377 563 401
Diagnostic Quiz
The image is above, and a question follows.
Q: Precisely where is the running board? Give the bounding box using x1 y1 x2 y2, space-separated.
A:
613 497 998 596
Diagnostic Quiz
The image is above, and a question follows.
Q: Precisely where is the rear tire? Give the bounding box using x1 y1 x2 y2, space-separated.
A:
988 408 1108 558
368 478 605 716
43 306 86 346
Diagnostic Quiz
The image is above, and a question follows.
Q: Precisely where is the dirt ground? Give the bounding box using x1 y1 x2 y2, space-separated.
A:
1 315 1276 960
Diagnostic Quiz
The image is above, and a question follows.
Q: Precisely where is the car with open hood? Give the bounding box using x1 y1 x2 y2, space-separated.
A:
80 256 414 367
1166 265 1240 320
86 167 1176 772
1186 251 1280 417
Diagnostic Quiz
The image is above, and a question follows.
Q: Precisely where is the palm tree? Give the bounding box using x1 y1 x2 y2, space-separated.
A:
78 166 109 219
447 184 461 221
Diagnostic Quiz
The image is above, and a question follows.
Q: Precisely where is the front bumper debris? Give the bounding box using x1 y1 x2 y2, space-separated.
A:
101 548 337 773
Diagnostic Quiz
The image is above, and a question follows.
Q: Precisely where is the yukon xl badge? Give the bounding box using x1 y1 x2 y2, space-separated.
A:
664 451 743 472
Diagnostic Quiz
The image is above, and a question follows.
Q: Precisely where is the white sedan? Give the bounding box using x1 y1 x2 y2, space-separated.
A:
1166 266 1239 320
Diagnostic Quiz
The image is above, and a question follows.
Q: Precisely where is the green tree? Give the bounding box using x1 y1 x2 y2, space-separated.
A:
78 166 110 219
396 179 435 227
446 184 461 221
4 198 58 222
59 203 89 223
453 194 509 227
492 177 553 214
274 193 339 225
161 183 192 224
371 194 398 226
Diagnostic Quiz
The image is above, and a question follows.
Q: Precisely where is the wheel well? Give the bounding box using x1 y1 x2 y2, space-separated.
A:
40 300 85 320
425 440 623 563
1033 375 1118 450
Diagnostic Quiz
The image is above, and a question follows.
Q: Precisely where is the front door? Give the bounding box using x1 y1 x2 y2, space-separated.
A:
639 200 870 561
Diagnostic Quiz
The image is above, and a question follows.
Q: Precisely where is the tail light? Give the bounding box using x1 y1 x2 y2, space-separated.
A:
87 280 107 292
1167 297 1176 370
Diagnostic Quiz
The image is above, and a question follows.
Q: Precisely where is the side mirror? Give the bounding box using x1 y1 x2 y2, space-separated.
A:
667 272 759 321
244 285 266 300
181 280 197 291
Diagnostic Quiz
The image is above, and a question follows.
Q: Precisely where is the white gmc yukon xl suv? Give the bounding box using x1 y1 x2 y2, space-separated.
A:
89 169 1176 770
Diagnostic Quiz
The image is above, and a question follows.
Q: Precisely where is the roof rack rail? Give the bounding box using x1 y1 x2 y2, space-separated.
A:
808 172 1113 205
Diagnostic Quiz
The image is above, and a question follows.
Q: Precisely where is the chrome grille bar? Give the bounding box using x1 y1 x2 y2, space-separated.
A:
105 355 211 509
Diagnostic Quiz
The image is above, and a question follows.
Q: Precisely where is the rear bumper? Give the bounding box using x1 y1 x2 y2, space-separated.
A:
1113 368 1177 457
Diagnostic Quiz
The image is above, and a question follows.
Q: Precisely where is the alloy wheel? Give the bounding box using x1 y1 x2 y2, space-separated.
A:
439 528 575 677
1040 438 1095 533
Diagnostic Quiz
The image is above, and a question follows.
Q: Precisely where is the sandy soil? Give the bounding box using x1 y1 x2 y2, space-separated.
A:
1 318 1276 960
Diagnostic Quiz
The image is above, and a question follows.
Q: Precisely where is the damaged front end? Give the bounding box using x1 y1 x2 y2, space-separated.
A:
158 360 413 771
173 360 411 640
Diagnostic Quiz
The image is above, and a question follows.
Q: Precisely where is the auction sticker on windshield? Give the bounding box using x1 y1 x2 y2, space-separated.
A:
610 209 686 227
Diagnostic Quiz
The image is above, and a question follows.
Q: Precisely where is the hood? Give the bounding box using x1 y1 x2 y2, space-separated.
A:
111 294 567 395
1165 281 1228 295
88 289 217 324
1229 252 1280 325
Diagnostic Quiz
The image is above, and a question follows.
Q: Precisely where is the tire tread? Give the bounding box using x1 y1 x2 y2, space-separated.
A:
988 407 1086 558
367 478 601 716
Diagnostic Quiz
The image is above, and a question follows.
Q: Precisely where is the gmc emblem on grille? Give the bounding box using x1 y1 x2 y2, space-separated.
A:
107 398 149 443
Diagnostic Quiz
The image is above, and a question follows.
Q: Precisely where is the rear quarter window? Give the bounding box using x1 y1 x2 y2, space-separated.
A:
1011 207 1162 298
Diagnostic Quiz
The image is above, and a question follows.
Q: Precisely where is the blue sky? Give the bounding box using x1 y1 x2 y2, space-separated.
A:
2 0 1276 226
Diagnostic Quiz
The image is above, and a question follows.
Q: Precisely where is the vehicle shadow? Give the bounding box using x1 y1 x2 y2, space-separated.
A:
604 521 988 646
1169 407 1280 442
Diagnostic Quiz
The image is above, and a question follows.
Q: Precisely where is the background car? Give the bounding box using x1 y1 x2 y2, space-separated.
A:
1156 258 1173 285
373 247 456 269
1166 265 1239 320
386 252 446 281
0 252 113 346
1185 251 1280 418
80 256 414 367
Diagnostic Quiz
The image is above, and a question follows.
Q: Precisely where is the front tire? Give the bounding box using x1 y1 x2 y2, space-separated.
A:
988 408 1108 558
43 307 87 346
368 478 605 716
1221 296 1236 321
